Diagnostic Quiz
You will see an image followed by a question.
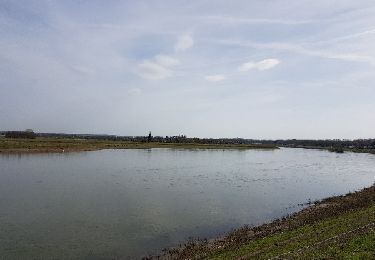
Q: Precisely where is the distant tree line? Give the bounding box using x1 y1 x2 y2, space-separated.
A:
3 131 374 150
271 139 375 149
5 131 36 139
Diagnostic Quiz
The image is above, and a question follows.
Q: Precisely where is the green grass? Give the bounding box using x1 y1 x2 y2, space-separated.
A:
298 232 375 259
210 206 375 259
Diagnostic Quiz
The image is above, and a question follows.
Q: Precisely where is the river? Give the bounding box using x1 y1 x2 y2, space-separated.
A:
0 148 374 259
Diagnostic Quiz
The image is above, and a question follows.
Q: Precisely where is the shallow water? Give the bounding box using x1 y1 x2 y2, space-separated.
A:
0 148 374 259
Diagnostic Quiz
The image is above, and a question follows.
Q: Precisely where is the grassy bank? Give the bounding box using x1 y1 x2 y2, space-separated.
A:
286 145 375 155
0 137 278 153
155 184 375 259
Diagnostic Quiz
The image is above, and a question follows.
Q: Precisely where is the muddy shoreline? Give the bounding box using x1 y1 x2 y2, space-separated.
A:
0 138 278 154
149 184 375 259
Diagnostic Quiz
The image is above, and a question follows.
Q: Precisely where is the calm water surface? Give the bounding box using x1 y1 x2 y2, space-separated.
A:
0 148 374 259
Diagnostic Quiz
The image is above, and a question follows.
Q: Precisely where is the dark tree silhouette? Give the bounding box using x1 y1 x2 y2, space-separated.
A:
5 131 36 139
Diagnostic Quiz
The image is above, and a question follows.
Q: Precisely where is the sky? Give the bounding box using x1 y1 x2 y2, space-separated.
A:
1 0 375 139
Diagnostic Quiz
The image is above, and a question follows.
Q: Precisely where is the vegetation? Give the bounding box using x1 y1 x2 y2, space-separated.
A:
152 184 375 259
272 139 375 154
210 206 375 259
5 130 36 139
0 137 278 153
1 131 374 153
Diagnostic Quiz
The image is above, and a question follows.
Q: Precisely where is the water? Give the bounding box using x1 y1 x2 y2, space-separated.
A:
0 148 374 259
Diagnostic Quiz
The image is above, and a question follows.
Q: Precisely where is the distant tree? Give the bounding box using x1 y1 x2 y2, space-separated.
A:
5 131 36 139
148 131 152 142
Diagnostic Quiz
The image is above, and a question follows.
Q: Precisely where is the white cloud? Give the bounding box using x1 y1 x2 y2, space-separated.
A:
138 55 179 80
239 59 280 72
127 88 142 96
138 61 172 80
154 54 180 67
175 33 194 52
205 74 225 82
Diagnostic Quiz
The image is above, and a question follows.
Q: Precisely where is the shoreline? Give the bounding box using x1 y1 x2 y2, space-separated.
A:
283 145 375 155
1 138 374 155
151 184 375 259
0 138 278 154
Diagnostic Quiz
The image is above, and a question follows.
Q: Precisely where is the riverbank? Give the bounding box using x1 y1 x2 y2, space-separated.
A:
152 184 375 259
284 145 375 155
0 137 278 153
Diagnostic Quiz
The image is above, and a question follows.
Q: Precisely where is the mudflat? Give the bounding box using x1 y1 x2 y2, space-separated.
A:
0 137 278 153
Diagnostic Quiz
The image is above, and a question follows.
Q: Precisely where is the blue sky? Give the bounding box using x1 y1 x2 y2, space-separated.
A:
1 0 374 139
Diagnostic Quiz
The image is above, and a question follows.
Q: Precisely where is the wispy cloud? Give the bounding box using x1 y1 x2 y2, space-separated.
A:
137 34 188 80
199 15 318 25
205 74 225 82
175 33 194 52
316 28 375 44
239 59 280 72
138 61 172 80
138 55 179 80
70 65 95 75
154 55 180 67
127 88 142 96
220 40 375 64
